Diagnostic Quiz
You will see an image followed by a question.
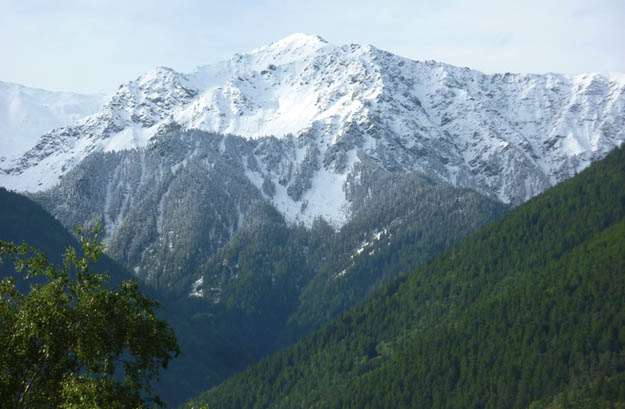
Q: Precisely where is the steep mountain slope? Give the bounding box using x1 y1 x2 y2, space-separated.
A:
26 127 506 406
186 145 625 409
30 124 505 334
31 128 505 293
0 183 502 409
275 170 508 345
201 170 506 352
0 81 104 165
32 130 265 291
2 34 624 226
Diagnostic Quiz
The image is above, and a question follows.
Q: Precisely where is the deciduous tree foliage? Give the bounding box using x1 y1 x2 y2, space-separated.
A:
0 227 180 409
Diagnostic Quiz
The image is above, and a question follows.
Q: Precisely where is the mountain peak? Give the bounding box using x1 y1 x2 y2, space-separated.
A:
269 33 328 48
251 33 331 58
139 66 182 84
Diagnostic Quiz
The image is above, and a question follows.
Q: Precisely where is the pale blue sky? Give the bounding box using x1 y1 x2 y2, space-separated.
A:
1 0 623 95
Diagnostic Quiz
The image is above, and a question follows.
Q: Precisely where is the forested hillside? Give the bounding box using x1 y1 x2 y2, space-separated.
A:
200 170 507 355
187 145 625 408
0 168 506 407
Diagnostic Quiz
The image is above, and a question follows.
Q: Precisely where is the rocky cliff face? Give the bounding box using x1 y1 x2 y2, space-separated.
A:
2 34 623 228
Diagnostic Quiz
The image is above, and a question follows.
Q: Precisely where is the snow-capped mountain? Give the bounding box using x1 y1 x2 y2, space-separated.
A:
0 81 105 165
2 33 625 227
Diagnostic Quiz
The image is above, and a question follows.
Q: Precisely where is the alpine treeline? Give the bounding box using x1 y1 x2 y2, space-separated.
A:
186 145 625 408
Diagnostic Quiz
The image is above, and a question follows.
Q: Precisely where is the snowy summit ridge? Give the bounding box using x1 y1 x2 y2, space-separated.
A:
1 33 625 227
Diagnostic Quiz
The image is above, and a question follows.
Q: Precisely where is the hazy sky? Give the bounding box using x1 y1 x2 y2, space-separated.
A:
1 0 624 95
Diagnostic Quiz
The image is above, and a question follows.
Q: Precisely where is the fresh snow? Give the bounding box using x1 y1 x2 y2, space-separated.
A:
189 277 204 297
1 33 625 230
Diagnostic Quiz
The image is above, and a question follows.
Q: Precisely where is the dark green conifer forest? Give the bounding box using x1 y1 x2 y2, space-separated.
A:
186 146 625 408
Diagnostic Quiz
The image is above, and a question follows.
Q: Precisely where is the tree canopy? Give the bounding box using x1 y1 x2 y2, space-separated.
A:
0 226 180 409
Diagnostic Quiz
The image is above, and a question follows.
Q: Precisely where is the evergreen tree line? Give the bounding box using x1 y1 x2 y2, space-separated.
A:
187 145 625 408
